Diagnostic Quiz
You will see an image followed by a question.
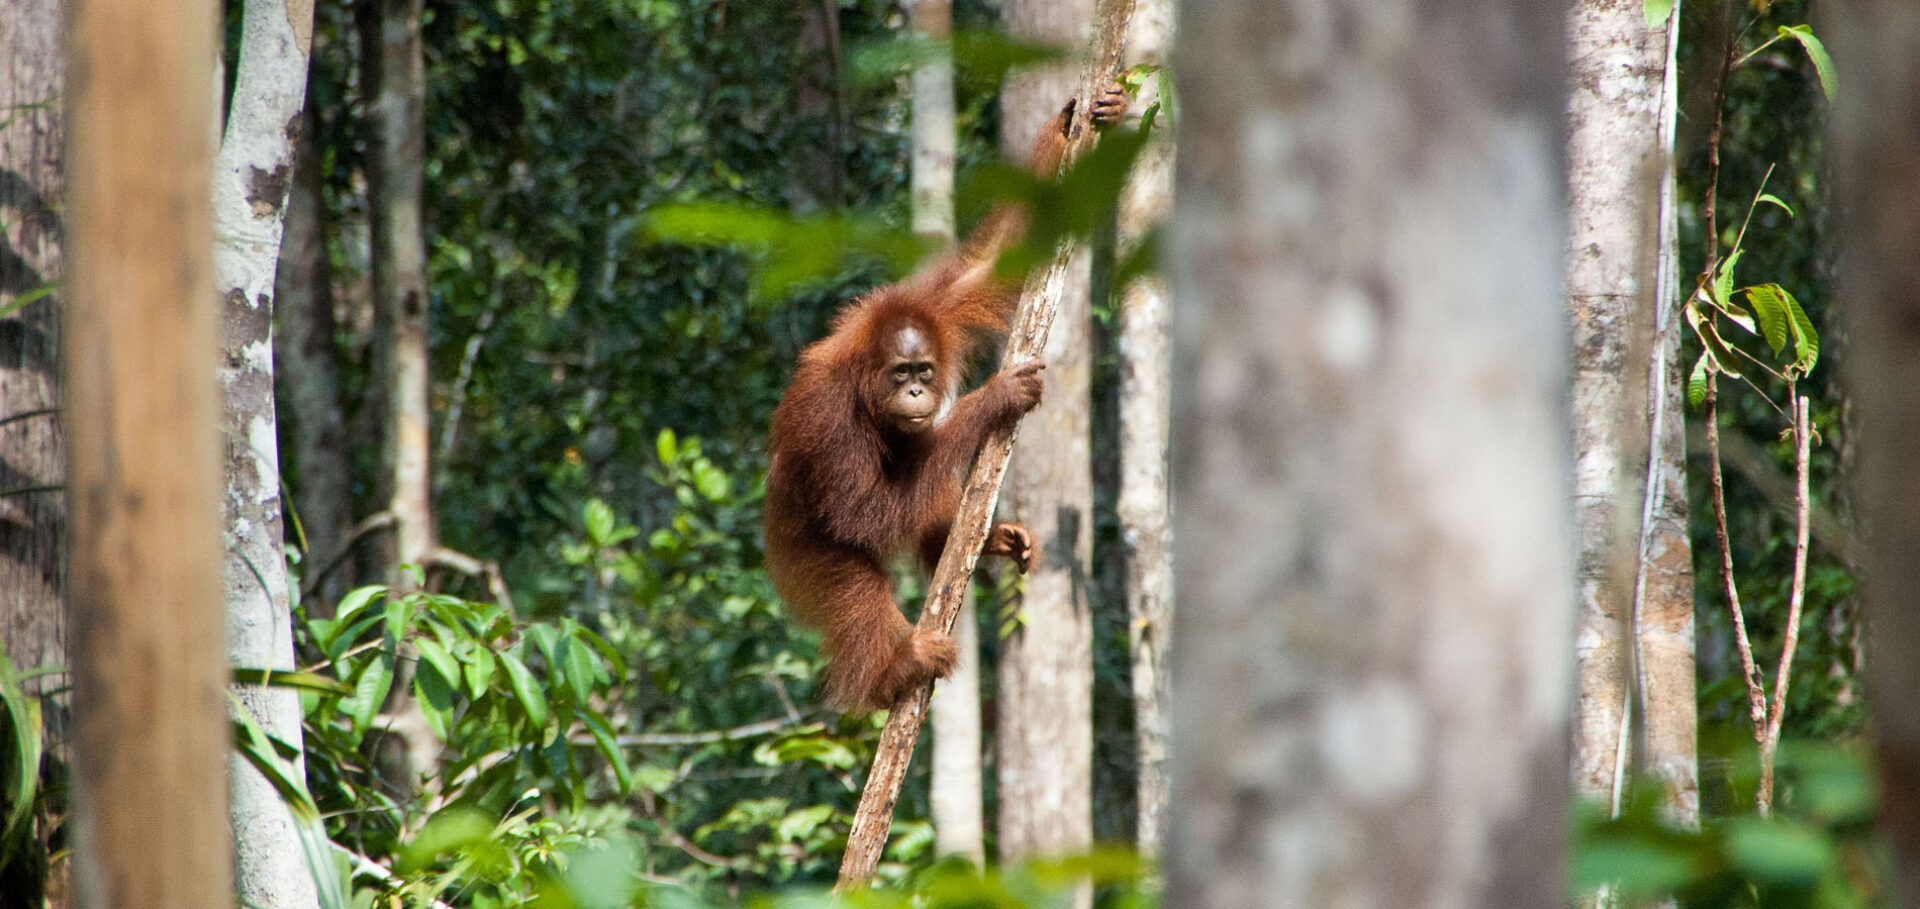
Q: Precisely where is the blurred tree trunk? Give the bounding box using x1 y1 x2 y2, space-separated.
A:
1566 0 1698 830
213 0 319 905
910 0 986 867
1833 3 1920 905
277 101 353 614
0 0 67 706
65 0 232 905
1165 0 1570 904
361 0 433 581
792 0 845 212
996 0 1094 898
1114 0 1172 859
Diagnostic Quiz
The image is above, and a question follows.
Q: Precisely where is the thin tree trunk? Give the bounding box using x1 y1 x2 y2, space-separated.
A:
1166 0 1570 904
792 0 845 212
909 0 986 867
0 0 68 704
65 1 232 906
1830 3 1920 904
1114 0 1173 859
996 0 1095 898
1566 0 1693 826
362 0 433 579
277 101 353 614
213 0 319 905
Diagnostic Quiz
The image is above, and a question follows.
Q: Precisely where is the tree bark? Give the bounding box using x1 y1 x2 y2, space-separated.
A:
64 0 232 905
996 1 1095 901
1565 0 1696 826
909 0 986 867
1166 0 1570 905
361 0 434 581
1830 2 1920 905
1114 0 1173 859
0 0 68 707
213 0 319 905
277 101 353 614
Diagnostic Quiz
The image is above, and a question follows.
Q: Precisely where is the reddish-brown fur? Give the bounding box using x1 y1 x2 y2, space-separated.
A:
766 92 1116 712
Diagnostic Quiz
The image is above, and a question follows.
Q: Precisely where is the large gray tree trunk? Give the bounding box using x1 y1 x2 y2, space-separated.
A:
212 0 319 905
1831 2 1920 905
65 0 233 903
1565 0 1697 828
1165 0 1571 905
0 0 68 704
995 0 1095 896
910 0 987 866
1115 0 1173 859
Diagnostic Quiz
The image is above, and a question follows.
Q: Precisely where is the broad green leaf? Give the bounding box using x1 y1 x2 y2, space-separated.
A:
583 498 616 547
633 763 677 793
1780 25 1837 102
1691 319 1744 379
499 651 548 729
655 428 677 465
1722 816 1834 885
755 734 856 770
579 710 633 795
345 656 393 736
773 804 834 843
1572 837 1698 896
1643 0 1674 28
333 585 385 625
1745 284 1792 354
413 661 455 741
1711 248 1743 308
563 638 594 705
1688 353 1711 410
413 638 460 691
1758 192 1797 217
461 643 495 698
397 808 503 875
1781 286 1820 374
693 460 731 501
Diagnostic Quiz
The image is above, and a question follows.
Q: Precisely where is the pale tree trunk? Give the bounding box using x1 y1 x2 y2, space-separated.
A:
1165 0 1570 904
995 0 1095 895
65 0 232 906
213 0 319 905
1831 3 1920 905
1565 0 1697 829
1114 0 1172 859
360 0 439 791
277 102 353 614
362 0 433 579
0 0 67 703
910 0 986 867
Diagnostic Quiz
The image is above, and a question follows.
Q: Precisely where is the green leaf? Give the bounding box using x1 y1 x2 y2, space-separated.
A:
499 651 548 729
1745 284 1792 355
231 667 352 697
579 710 633 795
230 710 349 909
397 808 504 875
1711 249 1743 308
413 638 460 692
693 460 731 501
563 638 595 705
1780 285 1820 374
773 804 834 843
1688 353 1710 410
461 644 495 698
1643 0 1674 28
754 734 856 770
1779 25 1837 102
0 654 43 852
1572 836 1698 896
413 660 455 741
0 282 58 321
1722 817 1835 885
1757 192 1797 217
333 585 385 625
583 498 616 547
345 656 394 736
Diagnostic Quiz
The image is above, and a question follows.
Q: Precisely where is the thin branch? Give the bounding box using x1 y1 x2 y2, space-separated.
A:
424 545 515 615
1706 376 1770 737
1756 394 1813 816
832 0 1137 891
301 510 398 599
565 716 817 748
1685 421 1861 566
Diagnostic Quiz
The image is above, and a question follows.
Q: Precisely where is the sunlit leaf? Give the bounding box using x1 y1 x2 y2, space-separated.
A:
1779 25 1837 102
1644 0 1675 27
1745 283 1792 354
1688 353 1710 410
1758 192 1797 217
579 710 633 795
499 651 548 729
1780 285 1820 374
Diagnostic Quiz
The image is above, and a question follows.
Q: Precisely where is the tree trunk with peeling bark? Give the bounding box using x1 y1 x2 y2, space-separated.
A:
995 0 1095 898
1565 0 1697 829
213 0 320 905
1831 3 1920 905
909 0 987 867
1165 0 1571 905
1115 0 1173 858
0 0 68 708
